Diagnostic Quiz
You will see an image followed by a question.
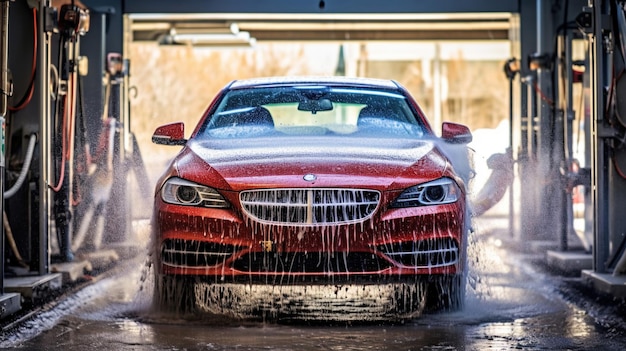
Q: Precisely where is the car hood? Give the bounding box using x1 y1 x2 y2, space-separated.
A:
178 136 452 191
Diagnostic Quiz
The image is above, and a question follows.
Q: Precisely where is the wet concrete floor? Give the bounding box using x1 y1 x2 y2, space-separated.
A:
2 218 626 350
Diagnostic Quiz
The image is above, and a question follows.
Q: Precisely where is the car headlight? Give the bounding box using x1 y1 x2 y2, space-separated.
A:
161 177 229 208
391 178 459 208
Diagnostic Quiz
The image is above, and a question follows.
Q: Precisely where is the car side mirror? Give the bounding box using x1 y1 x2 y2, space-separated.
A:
441 122 472 144
152 122 187 146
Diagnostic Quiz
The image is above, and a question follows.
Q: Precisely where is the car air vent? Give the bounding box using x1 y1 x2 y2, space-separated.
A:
232 251 392 273
161 239 241 268
377 238 459 268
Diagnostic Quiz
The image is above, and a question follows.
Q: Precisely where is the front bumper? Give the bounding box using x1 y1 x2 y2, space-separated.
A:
193 281 427 322
154 197 467 279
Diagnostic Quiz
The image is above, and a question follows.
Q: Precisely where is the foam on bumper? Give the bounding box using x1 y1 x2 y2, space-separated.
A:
194 282 426 322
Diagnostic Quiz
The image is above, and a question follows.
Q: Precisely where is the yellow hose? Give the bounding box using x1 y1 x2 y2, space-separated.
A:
4 210 29 268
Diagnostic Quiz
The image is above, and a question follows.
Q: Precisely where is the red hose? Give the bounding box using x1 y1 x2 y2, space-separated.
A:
49 92 68 192
9 8 37 111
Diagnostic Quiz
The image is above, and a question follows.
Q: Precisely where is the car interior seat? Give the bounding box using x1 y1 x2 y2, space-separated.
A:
245 107 274 127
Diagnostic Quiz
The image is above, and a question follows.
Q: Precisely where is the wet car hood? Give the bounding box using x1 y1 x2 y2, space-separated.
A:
180 136 450 191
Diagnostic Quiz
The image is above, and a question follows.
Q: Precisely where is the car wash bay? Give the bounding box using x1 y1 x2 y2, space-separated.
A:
2 0 626 349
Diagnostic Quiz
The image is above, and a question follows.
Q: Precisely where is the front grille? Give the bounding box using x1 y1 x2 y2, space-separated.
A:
232 251 392 273
161 239 241 268
240 188 380 225
377 238 459 268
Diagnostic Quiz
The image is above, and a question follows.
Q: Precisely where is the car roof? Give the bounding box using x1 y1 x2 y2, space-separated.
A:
228 76 401 90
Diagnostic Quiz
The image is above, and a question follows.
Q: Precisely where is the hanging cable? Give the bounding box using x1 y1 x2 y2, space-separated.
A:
49 36 65 191
4 211 28 268
5 133 37 198
575 74 585 154
612 152 626 179
49 90 69 192
615 159 626 178
72 58 91 206
9 7 37 112
49 35 77 193
52 73 76 192
532 81 555 106
607 68 626 129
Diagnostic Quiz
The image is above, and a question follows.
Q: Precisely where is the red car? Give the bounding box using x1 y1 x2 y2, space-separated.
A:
151 77 472 321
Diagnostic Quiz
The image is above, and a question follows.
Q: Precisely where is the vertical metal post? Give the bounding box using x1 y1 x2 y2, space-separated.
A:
561 30 576 252
122 15 132 238
39 0 51 275
529 79 540 233
508 76 515 236
557 34 569 252
583 45 593 250
591 0 609 273
0 1 7 118
518 0 538 241
536 0 558 241
519 80 531 239
81 10 107 148
54 31 73 262
0 0 8 293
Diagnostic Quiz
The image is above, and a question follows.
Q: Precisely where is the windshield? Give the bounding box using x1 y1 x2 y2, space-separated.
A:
197 86 427 140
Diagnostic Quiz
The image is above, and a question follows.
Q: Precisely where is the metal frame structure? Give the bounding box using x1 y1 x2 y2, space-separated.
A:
582 0 626 295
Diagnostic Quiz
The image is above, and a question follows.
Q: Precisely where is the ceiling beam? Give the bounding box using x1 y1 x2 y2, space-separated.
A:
122 0 519 14
133 29 510 42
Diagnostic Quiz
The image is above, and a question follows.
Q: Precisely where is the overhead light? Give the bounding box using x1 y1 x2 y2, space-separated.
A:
171 22 240 35
158 26 256 48
157 22 253 47
171 31 250 44
132 21 238 34
192 37 257 48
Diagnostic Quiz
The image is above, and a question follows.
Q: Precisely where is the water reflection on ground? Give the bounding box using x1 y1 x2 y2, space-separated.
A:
3 217 626 350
